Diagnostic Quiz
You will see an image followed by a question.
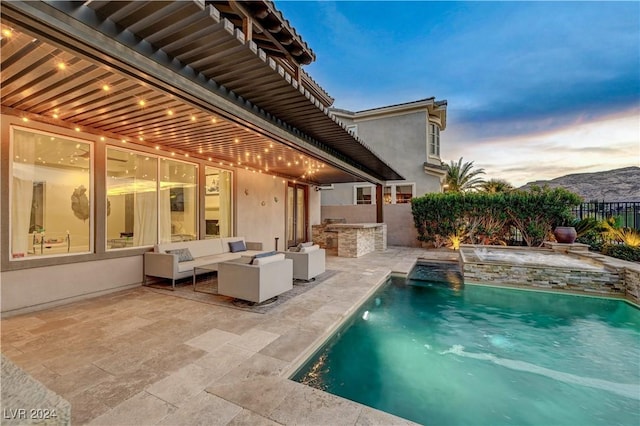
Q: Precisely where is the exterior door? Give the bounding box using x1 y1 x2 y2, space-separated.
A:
286 183 308 248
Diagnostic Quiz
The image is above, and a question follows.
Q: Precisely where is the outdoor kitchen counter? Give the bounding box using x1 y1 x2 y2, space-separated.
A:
312 223 387 258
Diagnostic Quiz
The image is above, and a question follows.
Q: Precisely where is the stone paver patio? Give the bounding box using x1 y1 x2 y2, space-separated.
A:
1 247 457 425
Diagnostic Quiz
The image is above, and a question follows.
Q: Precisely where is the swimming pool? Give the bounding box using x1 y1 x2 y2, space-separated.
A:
292 273 640 425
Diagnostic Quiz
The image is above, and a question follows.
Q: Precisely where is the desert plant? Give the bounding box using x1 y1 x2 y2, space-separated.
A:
571 217 599 238
480 178 514 194
612 228 640 247
444 157 485 193
447 227 467 250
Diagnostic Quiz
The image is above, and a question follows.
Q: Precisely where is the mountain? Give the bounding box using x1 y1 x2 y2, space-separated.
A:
519 166 640 202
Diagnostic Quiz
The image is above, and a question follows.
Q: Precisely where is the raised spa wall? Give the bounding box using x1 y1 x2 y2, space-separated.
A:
459 244 640 305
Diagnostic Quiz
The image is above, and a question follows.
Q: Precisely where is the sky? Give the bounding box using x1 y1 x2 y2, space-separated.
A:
276 1 640 186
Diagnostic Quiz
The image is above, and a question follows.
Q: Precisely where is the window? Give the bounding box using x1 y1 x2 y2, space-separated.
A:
204 166 232 238
383 183 416 204
383 186 392 204
106 149 198 249
354 185 375 205
395 184 414 204
11 127 92 259
429 123 440 157
160 159 197 243
106 148 158 249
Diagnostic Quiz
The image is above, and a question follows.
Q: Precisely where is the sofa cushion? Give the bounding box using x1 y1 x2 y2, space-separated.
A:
156 238 223 258
166 248 194 262
228 240 247 253
252 252 285 266
250 251 277 265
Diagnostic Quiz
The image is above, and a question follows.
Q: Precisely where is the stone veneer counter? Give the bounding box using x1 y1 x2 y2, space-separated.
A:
313 223 387 258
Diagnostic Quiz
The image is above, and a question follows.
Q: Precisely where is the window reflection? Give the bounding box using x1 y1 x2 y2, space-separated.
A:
11 128 92 259
106 148 157 249
204 166 232 238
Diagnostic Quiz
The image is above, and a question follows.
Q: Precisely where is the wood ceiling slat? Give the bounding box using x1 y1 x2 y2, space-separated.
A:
14 65 109 111
0 44 63 102
0 26 39 59
98 103 190 132
144 11 215 45
111 2 175 30
89 1 136 20
126 2 196 36
99 1 149 23
179 42 248 70
154 18 224 53
65 88 156 123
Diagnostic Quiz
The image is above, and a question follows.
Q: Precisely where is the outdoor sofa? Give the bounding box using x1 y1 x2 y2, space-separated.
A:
143 237 266 289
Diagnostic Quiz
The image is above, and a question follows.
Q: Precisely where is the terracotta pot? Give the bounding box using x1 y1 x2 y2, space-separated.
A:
554 226 577 244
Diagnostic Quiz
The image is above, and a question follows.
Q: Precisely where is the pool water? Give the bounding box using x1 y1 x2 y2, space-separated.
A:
293 275 640 426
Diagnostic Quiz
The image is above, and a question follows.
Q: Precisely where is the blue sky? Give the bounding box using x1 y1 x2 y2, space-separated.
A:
277 1 640 186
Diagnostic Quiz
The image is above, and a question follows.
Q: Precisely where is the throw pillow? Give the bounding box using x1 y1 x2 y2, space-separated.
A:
254 250 277 259
228 240 247 253
166 248 194 262
288 246 300 252
252 253 285 266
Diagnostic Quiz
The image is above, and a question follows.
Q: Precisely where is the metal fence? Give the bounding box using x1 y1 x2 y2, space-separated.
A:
571 202 640 230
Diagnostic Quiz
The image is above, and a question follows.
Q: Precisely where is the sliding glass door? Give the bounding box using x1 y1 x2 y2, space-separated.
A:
286 183 308 248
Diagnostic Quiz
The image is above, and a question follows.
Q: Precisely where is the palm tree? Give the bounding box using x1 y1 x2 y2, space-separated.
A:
481 178 514 193
444 157 485 192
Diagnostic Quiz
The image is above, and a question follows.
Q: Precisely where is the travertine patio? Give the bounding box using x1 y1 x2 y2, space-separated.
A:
1 248 457 425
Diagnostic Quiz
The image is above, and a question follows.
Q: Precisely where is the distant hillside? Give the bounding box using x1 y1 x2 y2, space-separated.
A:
519 166 640 202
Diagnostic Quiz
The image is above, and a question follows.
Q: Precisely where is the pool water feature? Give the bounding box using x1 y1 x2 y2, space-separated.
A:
292 274 640 426
460 245 624 296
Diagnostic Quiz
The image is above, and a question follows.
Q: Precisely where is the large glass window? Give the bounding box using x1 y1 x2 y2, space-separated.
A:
106 148 158 249
429 123 440 157
204 166 232 238
11 128 92 259
160 158 197 243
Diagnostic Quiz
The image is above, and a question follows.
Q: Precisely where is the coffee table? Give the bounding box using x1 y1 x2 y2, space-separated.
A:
193 263 218 293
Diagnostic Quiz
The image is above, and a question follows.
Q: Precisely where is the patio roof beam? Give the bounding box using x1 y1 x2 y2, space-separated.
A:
2 1 399 184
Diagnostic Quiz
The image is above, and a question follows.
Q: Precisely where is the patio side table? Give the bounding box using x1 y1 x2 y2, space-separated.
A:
193 263 218 293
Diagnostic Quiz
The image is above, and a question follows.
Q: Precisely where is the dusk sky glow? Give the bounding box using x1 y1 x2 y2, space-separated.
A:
277 1 640 186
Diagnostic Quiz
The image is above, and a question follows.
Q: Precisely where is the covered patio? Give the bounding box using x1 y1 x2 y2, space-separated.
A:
1 0 402 316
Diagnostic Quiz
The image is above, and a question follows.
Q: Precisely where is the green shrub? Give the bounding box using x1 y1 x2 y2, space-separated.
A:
576 229 604 251
411 186 582 247
601 244 640 262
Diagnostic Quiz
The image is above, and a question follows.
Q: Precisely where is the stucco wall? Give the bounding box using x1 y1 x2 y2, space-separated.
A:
319 204 419 247
234 169 288 251
383 204 420 247
1 256 142 315
323 110 443 207
321 205 377 223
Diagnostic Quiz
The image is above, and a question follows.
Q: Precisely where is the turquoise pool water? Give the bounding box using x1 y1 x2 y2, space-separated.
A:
293 275 640 425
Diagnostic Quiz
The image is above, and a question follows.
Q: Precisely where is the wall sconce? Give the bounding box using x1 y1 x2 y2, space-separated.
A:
261 201 266 206
244 188 249 196
274 196 279 203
